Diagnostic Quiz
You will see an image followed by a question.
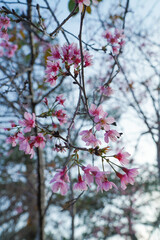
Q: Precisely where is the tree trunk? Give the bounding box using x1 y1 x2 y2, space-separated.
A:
27 1 45 239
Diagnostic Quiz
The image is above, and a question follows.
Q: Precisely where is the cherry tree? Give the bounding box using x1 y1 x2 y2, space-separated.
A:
0 0 140 239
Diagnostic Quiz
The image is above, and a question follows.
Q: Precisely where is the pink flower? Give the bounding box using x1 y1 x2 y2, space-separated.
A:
80 129 101 147
116 172 129 190
115 148 131 165
50 45 61 60
99 86 113 96
6 135 17 147
56 94 65 106
50 167 70 183
45 74 57 86
31 133 46 149
54 109 67 125
112 46 119 54
77 0 91 13
43 97 48 106
103 30 112 40
103 28 125 55
73 174 88 191
95 112 115 131
83 50 92 67
95 171 117 192
18 132 35 158
45 60 60 79
104 130 120 143
0 41 18 57
0 16 10 30
82 164 100 187
19 112 35 133
122 168 138 185
51 179 69 195
50 167 70 195
89 104 104 119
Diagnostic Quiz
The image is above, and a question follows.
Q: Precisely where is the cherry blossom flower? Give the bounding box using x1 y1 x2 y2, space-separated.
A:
45 60 60 75
50 167 70 195
43 97 48 106
6 135 17 147
95 112 115 131
73 174 88 191
51 179 69 195
77 0 91 13
122 168 138 185
114 148 131 165
104 130 120 143
54 109 67 125
0 16 10 30
116 172 129 190
61 43 80 66
82 164 100 187
89 104 104 119
95 171 117 192
50 45 61 60
45 75 57 86
19 112 36 133
99 86 113 96
80 129 101 147
31 133 46 149
83 50 92 67
56 94 66 106
0 40 18 58
18 132 35 158
50 167 70 183
103 28 125 55
103 30 112 40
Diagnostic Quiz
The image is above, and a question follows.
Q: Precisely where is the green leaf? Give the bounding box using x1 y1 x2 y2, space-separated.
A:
68 0 78 15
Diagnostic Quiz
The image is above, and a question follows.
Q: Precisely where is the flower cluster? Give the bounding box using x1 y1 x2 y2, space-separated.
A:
6 112 46 158
0 15 18 57
80 103 120 147
50 164 138 195
103 28 125 54
45 43 92 86
6 94 67 157
43 94 67 126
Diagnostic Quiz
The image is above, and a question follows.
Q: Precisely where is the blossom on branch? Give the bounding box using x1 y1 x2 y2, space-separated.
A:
82 164 100 187
77 0 91 13
114 148 131 165
116 172 129 190
95 171 118 192
50 167 70 195
0 16 10 30
80 129 101 147
73 174 88 191
19 112 36 133
104 130 120 143
31 133 46 149
94 112 115 131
